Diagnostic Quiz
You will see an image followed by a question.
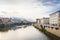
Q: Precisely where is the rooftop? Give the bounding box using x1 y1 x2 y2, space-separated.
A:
50 10 60 15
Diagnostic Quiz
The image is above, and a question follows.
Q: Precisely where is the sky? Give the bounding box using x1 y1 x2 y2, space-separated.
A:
0 0 60 19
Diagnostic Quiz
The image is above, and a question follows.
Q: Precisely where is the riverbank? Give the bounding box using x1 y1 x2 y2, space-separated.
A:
33 25 60 40
45 27 60 37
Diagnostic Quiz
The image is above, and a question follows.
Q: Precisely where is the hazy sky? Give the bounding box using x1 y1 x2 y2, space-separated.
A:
0 0 60 19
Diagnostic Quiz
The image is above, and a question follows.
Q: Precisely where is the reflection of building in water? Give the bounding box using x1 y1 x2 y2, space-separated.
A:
50 11 60 29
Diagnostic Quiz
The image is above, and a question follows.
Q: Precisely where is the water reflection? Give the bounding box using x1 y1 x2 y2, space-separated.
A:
0 27 11 32
0 26 50 40
0 25 25 32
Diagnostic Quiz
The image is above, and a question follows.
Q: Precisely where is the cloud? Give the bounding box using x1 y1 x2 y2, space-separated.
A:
38 0 60 6
37 0 60 15
0 0 60 19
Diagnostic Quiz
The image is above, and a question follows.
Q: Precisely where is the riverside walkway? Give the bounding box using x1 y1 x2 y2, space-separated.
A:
45 27 60 37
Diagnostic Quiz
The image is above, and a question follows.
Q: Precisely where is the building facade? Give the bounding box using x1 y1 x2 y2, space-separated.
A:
0 17 12 24
50 11 60 28
41 17 49 27
36 19 41 26
0 17 12 27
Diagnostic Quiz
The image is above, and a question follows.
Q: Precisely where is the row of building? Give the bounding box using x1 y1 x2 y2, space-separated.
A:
0 17 32 27
0 17 11 24
36 11 60 29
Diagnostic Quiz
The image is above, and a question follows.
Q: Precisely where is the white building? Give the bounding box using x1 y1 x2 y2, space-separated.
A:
41 17 49 27
50 11 60 28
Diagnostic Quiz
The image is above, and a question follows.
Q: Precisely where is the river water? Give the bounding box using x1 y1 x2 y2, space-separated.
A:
0 26 50 40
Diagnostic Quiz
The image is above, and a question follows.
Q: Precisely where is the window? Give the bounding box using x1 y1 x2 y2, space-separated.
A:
52 24 57 26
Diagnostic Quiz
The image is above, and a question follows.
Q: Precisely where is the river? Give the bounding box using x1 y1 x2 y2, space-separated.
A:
0 26 51 40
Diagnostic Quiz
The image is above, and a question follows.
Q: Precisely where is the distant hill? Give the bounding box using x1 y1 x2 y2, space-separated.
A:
11 17 35 23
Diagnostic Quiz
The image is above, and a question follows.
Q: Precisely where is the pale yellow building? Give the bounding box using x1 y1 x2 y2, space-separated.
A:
50 11 60 29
